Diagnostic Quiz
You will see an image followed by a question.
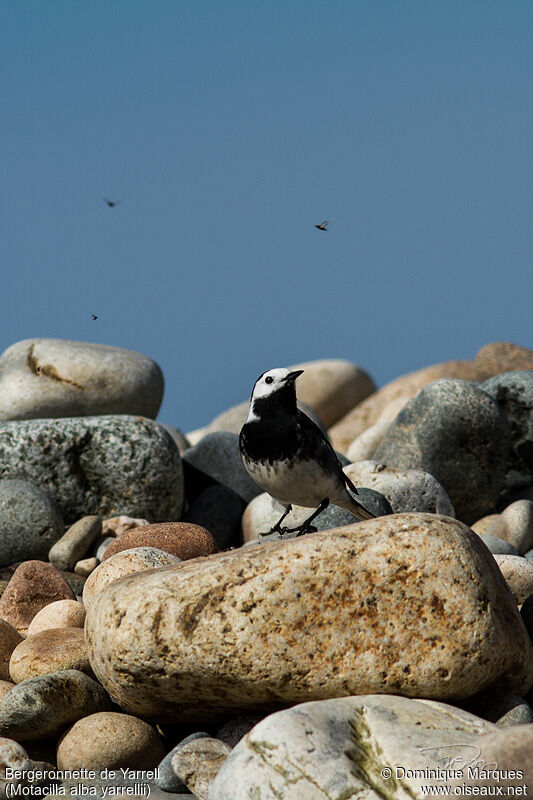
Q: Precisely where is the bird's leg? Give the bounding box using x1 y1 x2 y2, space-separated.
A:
287 499 330 536
260 504 293 536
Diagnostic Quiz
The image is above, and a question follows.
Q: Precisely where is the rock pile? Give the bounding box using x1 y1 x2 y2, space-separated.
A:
0 337 529 799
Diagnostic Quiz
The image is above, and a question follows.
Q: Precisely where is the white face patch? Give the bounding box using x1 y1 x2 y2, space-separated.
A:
246 367 294 422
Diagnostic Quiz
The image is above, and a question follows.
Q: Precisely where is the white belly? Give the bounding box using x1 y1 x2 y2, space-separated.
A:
243 456 343 508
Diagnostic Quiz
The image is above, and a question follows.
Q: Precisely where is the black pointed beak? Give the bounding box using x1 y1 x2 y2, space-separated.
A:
284 370 304 383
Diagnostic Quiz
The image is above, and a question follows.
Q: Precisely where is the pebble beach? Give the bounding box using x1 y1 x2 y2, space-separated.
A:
0 336 531 799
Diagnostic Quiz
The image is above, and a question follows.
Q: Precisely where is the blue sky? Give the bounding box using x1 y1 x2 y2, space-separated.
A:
1 2 532 431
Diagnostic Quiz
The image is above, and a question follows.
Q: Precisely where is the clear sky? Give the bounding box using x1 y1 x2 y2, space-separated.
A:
1 2 531 432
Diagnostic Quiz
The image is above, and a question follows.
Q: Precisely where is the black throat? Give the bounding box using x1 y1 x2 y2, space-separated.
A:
251 383 297 420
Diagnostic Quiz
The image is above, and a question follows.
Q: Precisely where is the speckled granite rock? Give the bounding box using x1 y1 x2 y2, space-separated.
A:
374 379 510 523
171 736 231 800
0 416 183 524
0 339 164 421
85 514 533 722
0 479 64 567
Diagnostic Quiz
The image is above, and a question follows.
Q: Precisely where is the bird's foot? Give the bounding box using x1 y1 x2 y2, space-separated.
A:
260 524 291 537
283 523 317 536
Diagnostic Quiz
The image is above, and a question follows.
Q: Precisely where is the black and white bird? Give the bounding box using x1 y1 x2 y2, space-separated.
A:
314 220 329 231
239 367 374 536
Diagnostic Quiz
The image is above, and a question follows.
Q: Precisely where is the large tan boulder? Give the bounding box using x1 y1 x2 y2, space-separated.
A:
330 342 533 453
86 514 533 722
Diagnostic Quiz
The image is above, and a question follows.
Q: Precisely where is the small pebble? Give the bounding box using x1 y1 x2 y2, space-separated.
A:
49 515 102 571
486 500 533 555
101 516 151 538
56 712 166 770
476 534 519 556
74 557 98 577
156 732 210 793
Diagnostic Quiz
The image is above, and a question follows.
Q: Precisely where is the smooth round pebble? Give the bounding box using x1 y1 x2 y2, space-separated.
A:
0 622 23 681
0 670 112 740
74 558 98 577
346 396 409 462
9 628 91 684
0 479 64 567
26 600 85 637
0 561 75 636
171 736 231 800
102 521 217 562
471 514 501 535
94 537 115 562
493 554 533 604
56 712 166 770
83 547 182 612
48 516 102 571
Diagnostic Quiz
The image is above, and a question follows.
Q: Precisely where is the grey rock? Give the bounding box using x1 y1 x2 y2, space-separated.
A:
374 379 511 523
526 549 533 562
476 534 519 556
0 416 183 524
0 670 112 740
0 339 164 421
0 480 64 567
345 460 455 516
481 370 533 490
159 424 191 455
156 732 210 792
486 499 533 555
182 432 262 504
183 485 245 550
49 515 102 571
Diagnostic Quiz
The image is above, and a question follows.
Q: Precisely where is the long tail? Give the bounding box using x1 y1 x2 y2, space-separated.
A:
338 472 375 520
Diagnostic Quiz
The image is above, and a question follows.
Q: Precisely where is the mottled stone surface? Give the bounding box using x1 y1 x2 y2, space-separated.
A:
0 562 75 635
0 670 112 740
9 628 91 683
83 547 182 612
86 514 533 722
345 460 455 516
374 379 510 523
26 600 85 636
56 712 166 770
0 479 64 567
0 416 183 524
0 339 164 421
0 623 23 681
330 342 533 454
101 522 217 562
171 736 231 800
156 733 210 793
210 695 496 800
48 515 102 571
481 370 533 490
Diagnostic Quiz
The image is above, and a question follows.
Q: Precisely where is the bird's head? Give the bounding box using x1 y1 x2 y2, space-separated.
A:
247 367 303 420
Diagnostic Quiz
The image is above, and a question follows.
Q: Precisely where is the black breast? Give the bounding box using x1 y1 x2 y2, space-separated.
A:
239 416 301 464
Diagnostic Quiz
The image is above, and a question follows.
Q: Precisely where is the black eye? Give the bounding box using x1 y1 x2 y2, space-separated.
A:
265 376 273 384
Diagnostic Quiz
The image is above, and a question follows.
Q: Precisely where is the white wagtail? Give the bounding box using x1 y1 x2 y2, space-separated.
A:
239 367 374 536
